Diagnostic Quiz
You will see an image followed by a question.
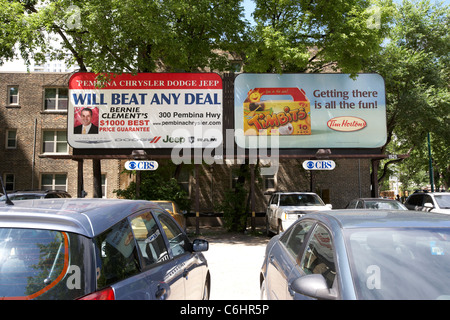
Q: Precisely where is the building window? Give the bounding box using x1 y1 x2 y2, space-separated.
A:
101 174 107 198
264 174 276 191
44 88 68 111
42 131 68 154
178 169 191 197
8 86 19 105
6 130 17 149
41 173 67 191
3 174 15 191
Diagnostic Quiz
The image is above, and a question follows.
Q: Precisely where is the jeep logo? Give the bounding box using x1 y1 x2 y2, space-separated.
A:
163 135 185 144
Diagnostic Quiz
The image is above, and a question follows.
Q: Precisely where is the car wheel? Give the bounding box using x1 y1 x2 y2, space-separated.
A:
265 217 272 236
276 220 283 234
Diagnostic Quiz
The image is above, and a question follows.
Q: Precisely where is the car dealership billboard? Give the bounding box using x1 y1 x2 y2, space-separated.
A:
68 73 222 149
235 73 387 149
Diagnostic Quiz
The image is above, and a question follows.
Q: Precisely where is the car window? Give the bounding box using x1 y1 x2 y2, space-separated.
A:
280 221 314 261
356 201 364 209
280 194 324 206
45 194 58 198
423 195 433 206
154 210 190 258
0 228 88 299
347 200 357 208
130 211 169 268
270 194 278 205
300 224 336 288
407 194 422 206
94 219 140 290
435 194 450 209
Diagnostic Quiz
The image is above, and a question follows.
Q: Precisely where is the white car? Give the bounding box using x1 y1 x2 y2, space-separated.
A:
266 192 332 234
405 192 450 214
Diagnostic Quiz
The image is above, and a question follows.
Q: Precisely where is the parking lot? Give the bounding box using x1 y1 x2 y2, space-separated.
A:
191 228 270 300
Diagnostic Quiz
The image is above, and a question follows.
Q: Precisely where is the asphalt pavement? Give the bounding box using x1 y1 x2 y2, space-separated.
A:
189 227 271 300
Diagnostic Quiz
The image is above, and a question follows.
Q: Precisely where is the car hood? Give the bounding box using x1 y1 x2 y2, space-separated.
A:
432 208 450 214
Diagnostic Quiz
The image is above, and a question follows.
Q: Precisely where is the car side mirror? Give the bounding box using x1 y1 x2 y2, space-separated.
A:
192 239 209 252
326 204 332 209
290 274 337 300
269 204 277 210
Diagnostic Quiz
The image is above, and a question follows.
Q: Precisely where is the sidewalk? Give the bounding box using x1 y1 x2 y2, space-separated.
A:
188 227 271 300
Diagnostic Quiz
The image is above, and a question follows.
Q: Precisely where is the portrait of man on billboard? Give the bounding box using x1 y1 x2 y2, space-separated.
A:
74 107 99 134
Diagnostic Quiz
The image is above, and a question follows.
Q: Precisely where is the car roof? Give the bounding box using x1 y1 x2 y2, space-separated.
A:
0 198 161 238
409 192 450 196
305 210 450 229
274 191 318 194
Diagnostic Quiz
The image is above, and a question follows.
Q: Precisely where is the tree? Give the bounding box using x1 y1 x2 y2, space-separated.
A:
114 161 191 211
0 0 246 73
243 0 394 74
364 0 450 192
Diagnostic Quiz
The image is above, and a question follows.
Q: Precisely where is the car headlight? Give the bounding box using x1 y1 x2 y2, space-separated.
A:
283 211 306 220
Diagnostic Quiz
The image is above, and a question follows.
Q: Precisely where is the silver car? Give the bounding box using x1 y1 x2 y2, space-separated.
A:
346 198 407 210
260 210 450 300
0 199 210 300
266 192 332 235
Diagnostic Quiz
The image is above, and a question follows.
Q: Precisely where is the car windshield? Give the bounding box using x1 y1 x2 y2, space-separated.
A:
434 195 450 209
0 228 89 299
279 194 324 206
345 228 450 300
365 200 407 210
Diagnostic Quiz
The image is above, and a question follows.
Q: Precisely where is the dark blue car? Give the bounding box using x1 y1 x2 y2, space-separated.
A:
260 210 450 300
0 199 209 300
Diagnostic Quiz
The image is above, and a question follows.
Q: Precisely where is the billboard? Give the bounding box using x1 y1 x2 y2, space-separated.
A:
68 73 222 149
235 73 386 149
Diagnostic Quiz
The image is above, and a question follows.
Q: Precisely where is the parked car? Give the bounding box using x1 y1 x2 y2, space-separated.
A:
266 192 332 234
405 192 450 214
260 210 450 300
346 198 407 210
0 190 71 201
0 198 209 300
152 200 186 231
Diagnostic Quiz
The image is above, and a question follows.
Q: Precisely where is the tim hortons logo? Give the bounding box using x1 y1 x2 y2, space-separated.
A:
327 116 367 132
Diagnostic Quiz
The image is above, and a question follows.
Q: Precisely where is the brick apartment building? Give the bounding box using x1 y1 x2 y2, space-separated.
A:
0 72 374 214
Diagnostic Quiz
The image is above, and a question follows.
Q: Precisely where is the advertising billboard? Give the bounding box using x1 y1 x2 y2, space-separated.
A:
235 73 386 149
68 73 222 149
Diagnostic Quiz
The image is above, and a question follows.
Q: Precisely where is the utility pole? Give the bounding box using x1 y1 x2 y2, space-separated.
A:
427 132 434 192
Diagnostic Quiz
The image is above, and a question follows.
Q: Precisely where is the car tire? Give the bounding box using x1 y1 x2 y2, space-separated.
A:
265 217 272 236
276 220 283 234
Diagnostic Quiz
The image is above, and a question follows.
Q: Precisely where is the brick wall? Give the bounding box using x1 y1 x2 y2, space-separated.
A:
0 72 373 210
0 72 120 198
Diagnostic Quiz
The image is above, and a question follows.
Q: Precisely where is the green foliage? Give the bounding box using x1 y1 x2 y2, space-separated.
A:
365 0 450 190
244 0 394 74
0 0 246 72
215 163 255 232
216 183 249 232
114 164 191 212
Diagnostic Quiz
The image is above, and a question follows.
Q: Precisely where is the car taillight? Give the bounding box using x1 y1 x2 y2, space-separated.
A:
77 287 115 300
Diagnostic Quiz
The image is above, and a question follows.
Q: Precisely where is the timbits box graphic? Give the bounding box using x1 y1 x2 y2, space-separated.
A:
243 87 311 136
